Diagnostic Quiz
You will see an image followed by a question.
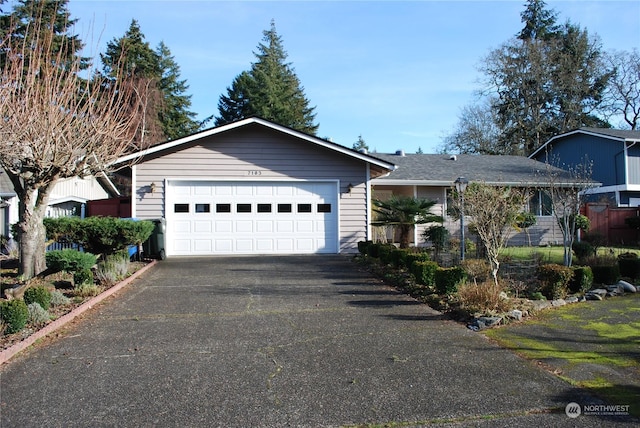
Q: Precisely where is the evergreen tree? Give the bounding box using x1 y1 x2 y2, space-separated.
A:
215 21 318 135
156 41 200 140
352 135 369 151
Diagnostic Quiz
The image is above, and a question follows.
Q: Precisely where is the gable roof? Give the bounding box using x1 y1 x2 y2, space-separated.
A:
530 127 640 159
113 117 396 174
372 153 577 186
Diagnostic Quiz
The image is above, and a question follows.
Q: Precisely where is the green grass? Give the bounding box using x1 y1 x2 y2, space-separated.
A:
500 246 640 264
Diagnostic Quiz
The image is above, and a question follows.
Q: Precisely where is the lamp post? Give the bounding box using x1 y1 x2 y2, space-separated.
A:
454 177 469 261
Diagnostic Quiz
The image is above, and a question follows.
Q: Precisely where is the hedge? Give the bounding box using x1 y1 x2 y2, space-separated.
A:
435 266 466 295
411 260 439 287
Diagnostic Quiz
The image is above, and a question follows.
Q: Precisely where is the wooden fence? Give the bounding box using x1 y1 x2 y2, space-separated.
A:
583 203 638 246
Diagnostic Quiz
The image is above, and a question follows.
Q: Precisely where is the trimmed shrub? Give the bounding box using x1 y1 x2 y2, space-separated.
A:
377 244 395 265
537 264 573 300
586 255 621 285
460 259 490 283
405 252 431 270
27 303 50 326
357 240 373 255
73 268 94 288
23 286 52 310
50 290 71 307
572 241 595 262
0 299 29 334
618 252 640 280
435 266 466 295
390 248 411 268
366 242 380 258
569 266 593 294
411 260 439 287
46 249 97 274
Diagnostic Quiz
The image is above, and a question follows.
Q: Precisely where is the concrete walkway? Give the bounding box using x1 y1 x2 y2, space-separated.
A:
0 256 635 427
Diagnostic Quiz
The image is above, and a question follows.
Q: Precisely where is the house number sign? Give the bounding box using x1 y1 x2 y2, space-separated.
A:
247 170 262 176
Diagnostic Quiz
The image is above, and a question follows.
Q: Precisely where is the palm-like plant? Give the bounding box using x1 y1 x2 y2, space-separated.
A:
372 196 443 248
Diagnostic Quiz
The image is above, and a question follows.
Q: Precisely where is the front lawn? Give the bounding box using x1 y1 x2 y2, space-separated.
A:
500 245 640 265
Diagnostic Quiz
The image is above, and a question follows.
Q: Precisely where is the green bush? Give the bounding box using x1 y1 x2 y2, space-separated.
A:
357 241 373 255
435 266 466 295
591 265 621 285
572 241 595 262
46 249 97 273
23 286 52 310
569 266 593 294
390 248 411 268
537 264 573 300
411 260 439 286
0 299 29 334
73 268 94 288
366 242 380 258
45 217 154 256
50 290 71 307
95 251 130 286
405 252 431 270
377 244 395 265
27 303 50 326
618 252 640 280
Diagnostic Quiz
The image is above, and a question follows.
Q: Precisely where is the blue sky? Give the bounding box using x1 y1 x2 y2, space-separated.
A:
66 0 640 154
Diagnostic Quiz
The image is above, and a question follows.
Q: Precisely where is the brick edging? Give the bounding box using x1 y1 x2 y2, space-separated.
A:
0 260 157 365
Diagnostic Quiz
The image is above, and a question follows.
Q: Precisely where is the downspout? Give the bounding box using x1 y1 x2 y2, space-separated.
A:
413 185 418 247
366 164 371 241
623 140 637 207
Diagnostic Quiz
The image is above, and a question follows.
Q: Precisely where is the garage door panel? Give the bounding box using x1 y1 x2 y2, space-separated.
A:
167 181 338 255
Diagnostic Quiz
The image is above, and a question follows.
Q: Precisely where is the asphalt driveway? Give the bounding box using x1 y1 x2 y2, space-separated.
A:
0 255 636 427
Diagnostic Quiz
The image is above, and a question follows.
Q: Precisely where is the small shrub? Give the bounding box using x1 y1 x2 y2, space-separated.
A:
537 264 573 300
411 260 439 286
530 291 546 301
377 244 395 265
618 252 640 280
73 268 94 288
27 302 50 327
75 282 101 297
23 286 52 310
357 241 373 255
405 252 430 270
49 290 71 306
46 249 97 273
366 242 380 258
95 251 130 286
0 299 29 334
456 280 511 314
586 255 621 284
572 241 594 262
460 259 490 282
390 248 410 268
435 266 466 295
569 266 594 294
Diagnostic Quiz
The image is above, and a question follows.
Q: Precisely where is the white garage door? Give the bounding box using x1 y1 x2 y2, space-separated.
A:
165 181 339 256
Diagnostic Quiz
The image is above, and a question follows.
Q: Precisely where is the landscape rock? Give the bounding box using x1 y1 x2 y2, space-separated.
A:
499 291 509 300
589 288 608 297
507 309 523 321
530 300 552 311
467 316 503 331
565 296 579 304
585 292 603 301
551 299 566 307
618 280 637 293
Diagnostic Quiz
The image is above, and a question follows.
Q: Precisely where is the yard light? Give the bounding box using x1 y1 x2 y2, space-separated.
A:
454 177 469 261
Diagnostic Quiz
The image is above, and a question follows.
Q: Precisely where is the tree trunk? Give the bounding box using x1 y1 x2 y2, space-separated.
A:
17 186 52 279
399 225 412 249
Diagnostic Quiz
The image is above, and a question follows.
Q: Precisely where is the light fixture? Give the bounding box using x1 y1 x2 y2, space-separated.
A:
454 177 469 261
150 182 157 194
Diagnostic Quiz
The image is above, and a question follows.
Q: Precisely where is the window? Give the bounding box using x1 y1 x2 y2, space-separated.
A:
277 203 292 213
317 203 331 213
529 190 553 216
216 203 231 213
297 203 312 213
174 203 189 213
237 204 251 213
257 203 272 213
195 203 210 213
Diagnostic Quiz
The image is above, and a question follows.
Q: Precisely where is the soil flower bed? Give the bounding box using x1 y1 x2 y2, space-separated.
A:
0 259 152 354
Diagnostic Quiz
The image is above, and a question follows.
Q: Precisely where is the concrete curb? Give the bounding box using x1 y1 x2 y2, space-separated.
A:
0 260 157 366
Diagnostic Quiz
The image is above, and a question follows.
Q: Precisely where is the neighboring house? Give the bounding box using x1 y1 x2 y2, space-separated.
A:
371 152 571 247
0 168 120 239
529 128 640 207
115 117 575 256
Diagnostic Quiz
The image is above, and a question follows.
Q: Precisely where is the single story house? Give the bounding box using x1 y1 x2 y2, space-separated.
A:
529 128 640 207
115 117 576 257
0 168 119 239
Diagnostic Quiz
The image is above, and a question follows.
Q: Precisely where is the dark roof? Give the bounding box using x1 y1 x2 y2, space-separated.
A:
372 153 574 185
0 168 16 197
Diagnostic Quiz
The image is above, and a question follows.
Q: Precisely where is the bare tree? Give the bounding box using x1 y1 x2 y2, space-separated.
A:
453 183 528 285
0 4 148 278
541 158 596 266
602 49 640 130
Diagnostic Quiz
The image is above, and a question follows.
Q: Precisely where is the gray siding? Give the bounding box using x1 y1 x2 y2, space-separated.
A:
134 126 369 253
